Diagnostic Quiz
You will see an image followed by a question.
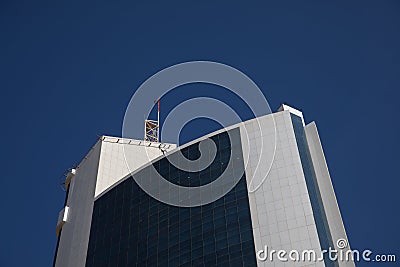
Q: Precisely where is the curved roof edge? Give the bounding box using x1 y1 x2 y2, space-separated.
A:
94 103 305 200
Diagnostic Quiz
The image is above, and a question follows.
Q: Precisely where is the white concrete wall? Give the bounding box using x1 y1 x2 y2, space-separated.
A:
55 137 176 267
55 140 101 267
95 136 176 197
305 123 354 267
241 111 325 267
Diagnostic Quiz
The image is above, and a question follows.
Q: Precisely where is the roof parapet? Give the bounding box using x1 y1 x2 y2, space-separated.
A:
278 104 305 126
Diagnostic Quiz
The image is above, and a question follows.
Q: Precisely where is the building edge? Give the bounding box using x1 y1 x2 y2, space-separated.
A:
305 122 355 267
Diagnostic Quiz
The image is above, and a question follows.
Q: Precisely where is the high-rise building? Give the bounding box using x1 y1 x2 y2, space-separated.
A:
53 104 354 267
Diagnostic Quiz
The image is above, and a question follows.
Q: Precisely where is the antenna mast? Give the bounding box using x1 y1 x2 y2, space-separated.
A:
157 99 160 142
144 98 160 142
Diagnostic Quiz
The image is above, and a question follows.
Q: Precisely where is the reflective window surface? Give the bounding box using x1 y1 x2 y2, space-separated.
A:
86 129 256 267
291 114 337 267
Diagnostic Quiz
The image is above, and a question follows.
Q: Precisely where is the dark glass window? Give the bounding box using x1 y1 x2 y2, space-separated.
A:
86 129 257 267
291 114 338 267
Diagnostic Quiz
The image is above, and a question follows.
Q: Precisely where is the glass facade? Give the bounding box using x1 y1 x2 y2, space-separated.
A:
291 114 338 267
85 129 257 267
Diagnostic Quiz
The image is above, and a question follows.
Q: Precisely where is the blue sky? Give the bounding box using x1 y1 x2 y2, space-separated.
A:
1 1 399 266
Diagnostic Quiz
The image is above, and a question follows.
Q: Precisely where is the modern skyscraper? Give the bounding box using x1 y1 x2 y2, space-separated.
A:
53 104 354 267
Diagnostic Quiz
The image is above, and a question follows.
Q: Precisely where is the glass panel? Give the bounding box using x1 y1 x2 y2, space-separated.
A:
86 128 257 267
